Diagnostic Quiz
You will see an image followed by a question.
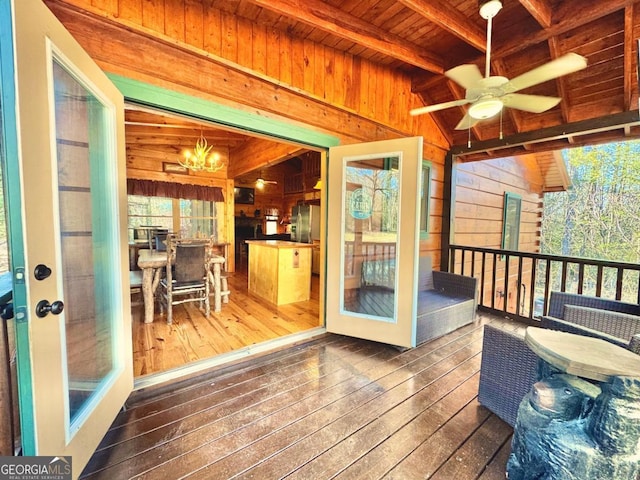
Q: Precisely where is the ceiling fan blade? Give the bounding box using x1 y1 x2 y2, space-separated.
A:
501 93 561 113
445 64 483 90
410 98 471 116
506 53 587 93
455 113 480 130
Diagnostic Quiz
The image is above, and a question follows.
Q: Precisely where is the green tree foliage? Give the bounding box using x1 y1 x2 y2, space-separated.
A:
542 141 640 263
541 141 640 299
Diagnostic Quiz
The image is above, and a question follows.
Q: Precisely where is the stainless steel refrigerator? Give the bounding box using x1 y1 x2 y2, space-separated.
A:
291 204 320 243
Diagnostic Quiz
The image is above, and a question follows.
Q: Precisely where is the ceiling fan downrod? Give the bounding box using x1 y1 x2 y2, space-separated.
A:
480 0 502 78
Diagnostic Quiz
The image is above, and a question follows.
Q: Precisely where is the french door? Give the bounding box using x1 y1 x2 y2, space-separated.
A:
1 0 132 475
326 137 423 348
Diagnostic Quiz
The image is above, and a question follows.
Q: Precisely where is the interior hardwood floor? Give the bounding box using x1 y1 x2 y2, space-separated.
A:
84 312 525 479
132 269 321 377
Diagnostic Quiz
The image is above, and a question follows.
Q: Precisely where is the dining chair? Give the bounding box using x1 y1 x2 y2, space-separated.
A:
158 236 210 324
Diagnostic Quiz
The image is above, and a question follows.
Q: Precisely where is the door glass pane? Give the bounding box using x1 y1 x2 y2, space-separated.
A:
53 59 119 427
342 155 399 321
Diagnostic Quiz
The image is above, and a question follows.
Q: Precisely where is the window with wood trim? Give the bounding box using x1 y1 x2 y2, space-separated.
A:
502 192 522 251
127 195 220 242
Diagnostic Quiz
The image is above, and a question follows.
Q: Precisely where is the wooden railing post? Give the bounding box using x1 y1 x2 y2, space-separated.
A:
449 244 640 322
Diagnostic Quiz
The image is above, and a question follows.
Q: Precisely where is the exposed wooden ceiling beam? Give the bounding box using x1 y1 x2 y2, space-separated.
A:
518 0 552 28
396 0 487 52
245 0 444 74
547 37 570 123
495 0 636 59
450 110 640 155
227 136 306 178
623 5 635 111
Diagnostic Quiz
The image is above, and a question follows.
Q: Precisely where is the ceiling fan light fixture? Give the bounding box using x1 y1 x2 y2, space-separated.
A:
479 0 502 20
256 178 265 189
468 98 503 119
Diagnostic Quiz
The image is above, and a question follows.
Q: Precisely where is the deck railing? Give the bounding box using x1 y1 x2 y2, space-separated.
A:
449 245 640 322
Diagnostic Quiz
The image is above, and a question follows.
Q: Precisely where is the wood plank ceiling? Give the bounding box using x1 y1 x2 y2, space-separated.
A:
204 0 640 161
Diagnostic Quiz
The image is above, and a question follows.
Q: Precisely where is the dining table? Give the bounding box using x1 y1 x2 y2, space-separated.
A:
137 249 226 323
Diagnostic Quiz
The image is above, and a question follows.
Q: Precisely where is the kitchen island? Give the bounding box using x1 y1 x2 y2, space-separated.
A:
245 240 314 305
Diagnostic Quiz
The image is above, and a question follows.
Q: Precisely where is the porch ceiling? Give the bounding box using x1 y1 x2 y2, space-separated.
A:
121 1 640 170
207 0 640 161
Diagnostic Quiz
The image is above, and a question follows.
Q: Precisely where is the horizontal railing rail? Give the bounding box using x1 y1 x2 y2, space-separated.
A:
449 245 640 322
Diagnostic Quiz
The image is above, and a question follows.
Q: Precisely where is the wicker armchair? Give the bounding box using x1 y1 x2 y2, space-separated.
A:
478 325 539 427
479 292 640 427
541 292 640 354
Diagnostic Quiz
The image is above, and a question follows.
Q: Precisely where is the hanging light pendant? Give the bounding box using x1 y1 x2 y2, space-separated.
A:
179 131 224 173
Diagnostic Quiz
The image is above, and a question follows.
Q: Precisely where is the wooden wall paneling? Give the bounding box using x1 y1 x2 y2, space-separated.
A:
314 42 326 99
252 23 268 76
266 27 280 80
236 18 253 67
302 39 315 95
203 5 221 53
345 55 360 110
91 0 119 14
225 178 235 271
118 0 142 24
141 0 164 32
324 46 335 103
185 0 204 49
368 62 379 119
380 67 393 126
221 10 238 64
332 50 346 107
164 0 185 43
358 59 370 115
290 36 305 91
279 28 293 86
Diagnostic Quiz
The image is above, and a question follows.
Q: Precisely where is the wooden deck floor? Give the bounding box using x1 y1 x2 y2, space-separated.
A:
132 270 321 376
84 312 525 479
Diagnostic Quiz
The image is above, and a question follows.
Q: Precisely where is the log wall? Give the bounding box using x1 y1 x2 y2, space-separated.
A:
454 155 544 312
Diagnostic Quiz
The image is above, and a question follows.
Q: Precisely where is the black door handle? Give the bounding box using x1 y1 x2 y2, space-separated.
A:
35 299 64 318
34 264 52 281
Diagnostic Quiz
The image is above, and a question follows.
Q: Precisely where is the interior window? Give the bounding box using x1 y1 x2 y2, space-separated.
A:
179 199 218 239
127 195 218 241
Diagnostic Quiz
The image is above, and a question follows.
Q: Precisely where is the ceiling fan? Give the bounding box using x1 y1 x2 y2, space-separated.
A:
410 0 587 130
255 177 277 189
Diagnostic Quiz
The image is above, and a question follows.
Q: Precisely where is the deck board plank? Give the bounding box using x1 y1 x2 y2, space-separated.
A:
82 313 522 479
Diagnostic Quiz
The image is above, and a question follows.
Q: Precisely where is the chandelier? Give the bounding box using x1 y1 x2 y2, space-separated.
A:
179 132 224 173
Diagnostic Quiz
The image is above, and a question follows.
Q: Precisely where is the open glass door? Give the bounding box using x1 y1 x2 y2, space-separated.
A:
326 137 423 348
1 0 131 473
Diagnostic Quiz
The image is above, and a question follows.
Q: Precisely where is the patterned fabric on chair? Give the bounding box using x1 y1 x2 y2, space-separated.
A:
159 236 210 324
